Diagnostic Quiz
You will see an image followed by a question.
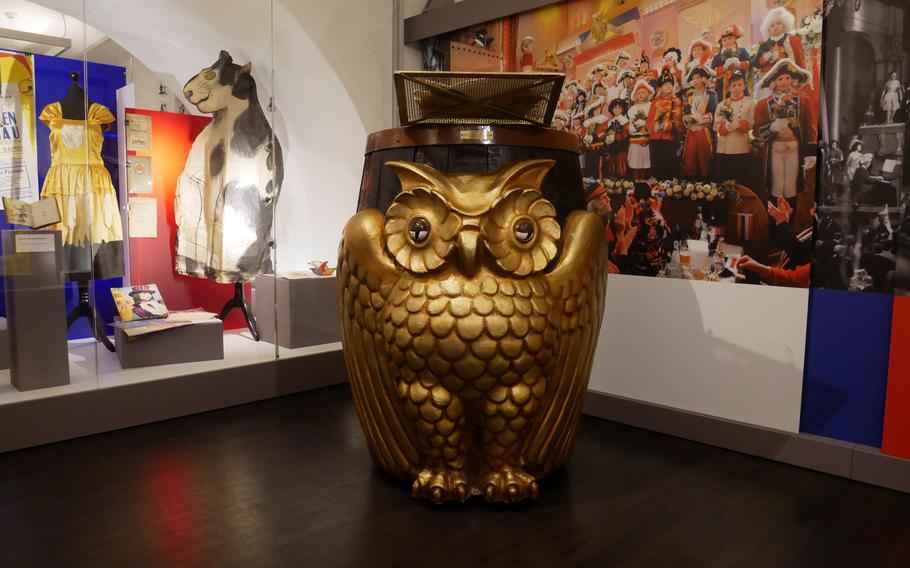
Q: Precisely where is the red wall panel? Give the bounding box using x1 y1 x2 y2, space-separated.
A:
126 108 250 331
882 296 910 458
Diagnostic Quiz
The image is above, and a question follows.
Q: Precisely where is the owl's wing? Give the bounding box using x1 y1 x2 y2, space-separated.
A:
338 209 420 479
524 210 608 478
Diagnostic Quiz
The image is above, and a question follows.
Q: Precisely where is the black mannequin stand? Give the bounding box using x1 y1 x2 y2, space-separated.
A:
59 72 115 352
66 279 115 352
219 282 260 341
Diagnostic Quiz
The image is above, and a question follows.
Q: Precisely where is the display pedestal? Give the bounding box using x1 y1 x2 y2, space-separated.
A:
0 317 10 371
114 318 225 368
2 230 70 391
254 275 340 349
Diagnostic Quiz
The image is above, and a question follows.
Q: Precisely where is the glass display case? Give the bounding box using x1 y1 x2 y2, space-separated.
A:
0 0 342 428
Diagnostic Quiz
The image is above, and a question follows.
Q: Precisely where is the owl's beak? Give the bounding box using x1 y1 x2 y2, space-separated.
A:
456 230 479 276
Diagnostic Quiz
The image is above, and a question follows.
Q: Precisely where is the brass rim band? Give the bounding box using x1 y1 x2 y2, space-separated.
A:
365 126 580 155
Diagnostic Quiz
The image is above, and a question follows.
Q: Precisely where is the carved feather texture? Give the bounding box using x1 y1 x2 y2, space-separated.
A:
338 160 607 503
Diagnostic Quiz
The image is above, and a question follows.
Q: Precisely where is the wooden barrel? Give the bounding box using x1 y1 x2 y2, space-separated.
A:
358 126 586 223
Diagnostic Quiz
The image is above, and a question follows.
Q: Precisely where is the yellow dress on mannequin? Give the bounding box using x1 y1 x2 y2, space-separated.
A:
38 102 123 247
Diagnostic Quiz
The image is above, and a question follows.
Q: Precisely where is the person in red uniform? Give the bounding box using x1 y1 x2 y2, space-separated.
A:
681 65 717 180
662 47 684 94
646 68 683 179
737 256 810 287
752 7 806 99
752 58 817 208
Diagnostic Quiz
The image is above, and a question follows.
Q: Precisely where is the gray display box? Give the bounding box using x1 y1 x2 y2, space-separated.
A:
0 318 9 371
2 230 69 391
114 318 225 368
254 275 340 349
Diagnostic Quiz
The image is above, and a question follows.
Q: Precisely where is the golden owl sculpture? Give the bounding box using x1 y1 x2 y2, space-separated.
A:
338 158 607 504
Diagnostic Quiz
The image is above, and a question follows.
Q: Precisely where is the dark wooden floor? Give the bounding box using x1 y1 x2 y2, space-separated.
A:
2 385 910 568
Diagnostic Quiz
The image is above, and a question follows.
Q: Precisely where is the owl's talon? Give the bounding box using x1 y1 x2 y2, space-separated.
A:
481 465 537 503
456 483 469 503
411 468 468 503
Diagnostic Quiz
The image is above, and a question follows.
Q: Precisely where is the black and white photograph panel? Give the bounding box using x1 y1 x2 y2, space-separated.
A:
819 0 909 293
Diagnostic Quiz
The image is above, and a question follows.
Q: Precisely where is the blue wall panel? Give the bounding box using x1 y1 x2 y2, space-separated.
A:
800 289 893 447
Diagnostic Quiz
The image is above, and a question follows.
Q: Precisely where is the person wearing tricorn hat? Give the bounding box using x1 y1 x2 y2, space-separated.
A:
646 67 683 179
712 25 751 99
627 79 654 180
714 68 755 184
684 37 713 90
752 58 817 206
752 7 806 99
681 65 717 180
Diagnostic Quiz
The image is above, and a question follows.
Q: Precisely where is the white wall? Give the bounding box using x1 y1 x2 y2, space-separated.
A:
87 38 187 113
36 0 394 270
591 275 808 432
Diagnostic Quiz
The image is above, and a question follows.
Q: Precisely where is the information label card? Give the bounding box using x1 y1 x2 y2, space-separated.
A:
14 232 55 253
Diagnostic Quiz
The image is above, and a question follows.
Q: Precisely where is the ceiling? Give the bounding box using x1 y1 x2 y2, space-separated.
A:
0 0 105 57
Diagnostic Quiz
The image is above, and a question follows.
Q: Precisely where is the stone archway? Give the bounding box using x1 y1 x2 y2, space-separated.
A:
829 33 878 144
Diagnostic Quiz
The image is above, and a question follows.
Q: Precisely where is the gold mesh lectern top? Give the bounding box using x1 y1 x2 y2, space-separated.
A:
394 71 565 127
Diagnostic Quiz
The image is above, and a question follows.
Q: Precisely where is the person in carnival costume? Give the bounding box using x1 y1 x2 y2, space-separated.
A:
646 68 683 179
627 79 654 180
713 68 755 183
752 7 806 99
711 25 751 100
582 96 610 178
618 68 636 102
752 58 817 207
605 98 631 178
684 37 714 90
662 47 684 94
681 64 718 180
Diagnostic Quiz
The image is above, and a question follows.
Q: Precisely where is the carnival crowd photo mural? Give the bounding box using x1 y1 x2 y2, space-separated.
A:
424 0 824 288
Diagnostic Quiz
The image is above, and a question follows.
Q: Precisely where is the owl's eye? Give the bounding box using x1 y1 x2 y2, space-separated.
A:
408 217 431 244
513 219 535 243
203 70 216 80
